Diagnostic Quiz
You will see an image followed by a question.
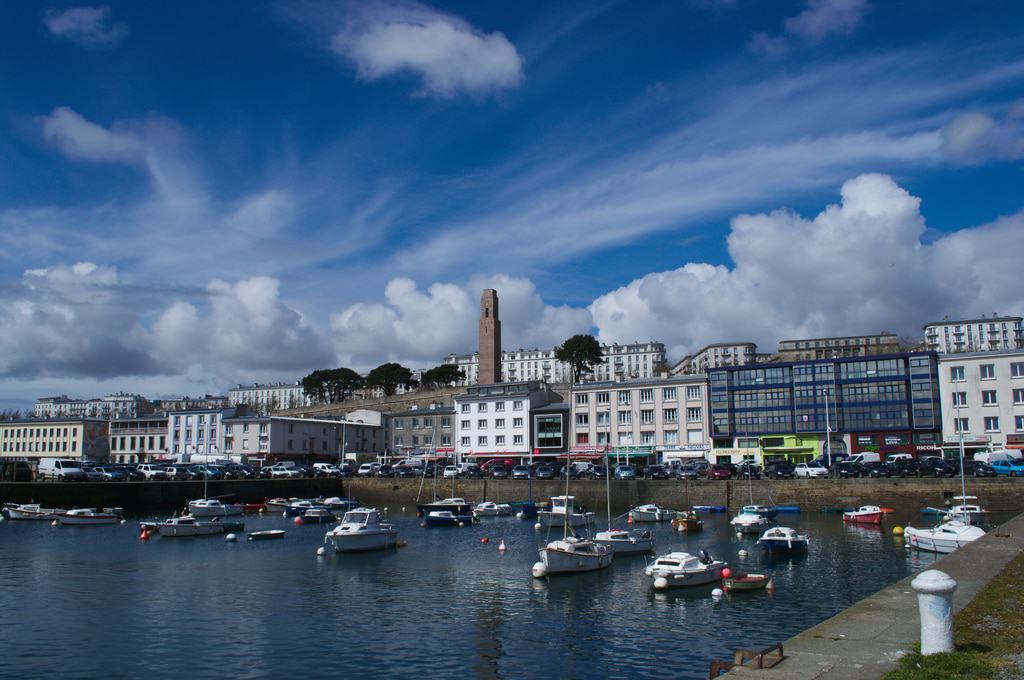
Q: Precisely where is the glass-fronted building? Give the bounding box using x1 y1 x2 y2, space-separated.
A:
709 352 941 464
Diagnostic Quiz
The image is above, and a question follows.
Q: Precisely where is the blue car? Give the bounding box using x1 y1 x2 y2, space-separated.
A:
990 459 1024 477
613 465 636 480
188 465 223 479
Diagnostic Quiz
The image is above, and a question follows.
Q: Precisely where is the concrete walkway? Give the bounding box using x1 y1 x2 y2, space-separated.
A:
725 512 1024 679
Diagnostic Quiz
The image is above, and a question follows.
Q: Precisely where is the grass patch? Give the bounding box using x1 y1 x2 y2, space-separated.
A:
885 551 1024 679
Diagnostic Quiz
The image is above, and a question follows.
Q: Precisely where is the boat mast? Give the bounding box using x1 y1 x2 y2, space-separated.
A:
564 379 572 539
605 449 611 531
956 396 968 524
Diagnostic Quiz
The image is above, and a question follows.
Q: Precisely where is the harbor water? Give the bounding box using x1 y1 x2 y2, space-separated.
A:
0 508 964 679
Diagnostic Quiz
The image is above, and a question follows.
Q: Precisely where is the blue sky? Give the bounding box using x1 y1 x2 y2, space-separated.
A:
1 0 1023 410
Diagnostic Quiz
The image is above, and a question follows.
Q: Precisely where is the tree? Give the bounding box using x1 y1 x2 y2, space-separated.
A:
324 367 365 403
421 364 466 389
555 334 605 383
366 363 419 396
302 369 329 404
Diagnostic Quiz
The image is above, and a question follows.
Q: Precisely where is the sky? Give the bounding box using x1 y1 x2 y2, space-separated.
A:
1 0 1023 411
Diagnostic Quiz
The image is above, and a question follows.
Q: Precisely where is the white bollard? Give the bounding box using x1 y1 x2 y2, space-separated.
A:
911 569 957 655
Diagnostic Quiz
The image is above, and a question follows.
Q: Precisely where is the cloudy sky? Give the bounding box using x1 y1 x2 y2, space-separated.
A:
1 0 1023 410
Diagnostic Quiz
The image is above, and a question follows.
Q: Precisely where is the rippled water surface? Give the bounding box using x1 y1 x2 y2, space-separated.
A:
0 506 963 679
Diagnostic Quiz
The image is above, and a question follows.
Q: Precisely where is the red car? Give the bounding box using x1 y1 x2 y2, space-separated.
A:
707 464 733 480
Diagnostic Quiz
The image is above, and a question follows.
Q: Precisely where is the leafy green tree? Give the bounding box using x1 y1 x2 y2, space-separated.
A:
421 364 466 389
302 369 328 403
366 363 419 396
324 367 365 402
555 334 605 383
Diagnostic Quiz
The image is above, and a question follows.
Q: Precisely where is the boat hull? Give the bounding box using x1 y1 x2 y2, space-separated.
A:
539 544 612 574
3 505 64 520
758 539 807 553
248 530 285 541
416 502 472 515
537 511 594 528
649 564 725 588
671 517 704 533
328 530 398 552
594 531 654 554
629 509 670 522
843 512 883 524
188 503 244 517
424 514 475 527
158 523 225 537
905 525 985 553
724 575 771 592
59 514 120 525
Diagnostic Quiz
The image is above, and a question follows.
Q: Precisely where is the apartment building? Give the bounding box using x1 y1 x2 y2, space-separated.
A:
453 381 563 463
167 408 231 459
672 343 758 374
389 405 455 455
152 395 229 412
938 350 1024 455
924 315 1024 354
33 393 153 419
222 413 383 463
228 382 313 411
0 417 110 461
776 333 903 362
109 415 169 463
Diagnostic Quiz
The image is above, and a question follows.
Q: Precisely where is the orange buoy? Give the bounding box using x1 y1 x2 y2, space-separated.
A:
139 529 150 541
480 537 490 544
627 515 634 524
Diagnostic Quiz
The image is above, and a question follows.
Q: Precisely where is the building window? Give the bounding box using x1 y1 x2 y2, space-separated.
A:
955 417 969 433
597 392 610 405
596 412 610 426
952 392 967 407
1016 415 1024 432
411 418 419 428
478 403 488 413
513 417 524 428
441 417 451 428
461 436 470 447
982 390 998 406
640 409 655 424
513 434 524 445
618 411 632 425
513 401 523 411
495 402 505 412
576 394 589 405
442 435 451 445
687 407 703 422
664 408 677 423
617 391 631 405
984 416 999 432
663 388 677 401
1012 362 1024 378
641 431 655 445
686 386 701 400
461 420 470 430
1013 388 1024 405
576 433 589 445
478 436 488 446
478 419 487 429
576 413 589 426
495 435 505 446
950 366 965 382
639 389 654 403
665 430 679 444
617 432 633 445
980 364 995 380
496 418 505 428
461 404 471 413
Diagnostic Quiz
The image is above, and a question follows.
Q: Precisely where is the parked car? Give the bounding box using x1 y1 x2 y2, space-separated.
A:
511 465 531 480
265 464 302 479
917 458 956 478
955 459 997 478
887 458 923 478
534 465 556 480
376 465 394 478
990 459 1024 477
765 460 796 479
114 465 145 481
861 461 891 478
461 465 483 479
490 465 509 480
339 465 355 478
137 464 167 480
707 464 733 480
357 463 376 478
613 465 636 480
586 465 609 480
835 461 863 479
189 465 223 480
90 466 126 482
794 462 828 479
676 465 702 480
735 462 761 480
395 466 422 478
313 463 342 477
164 465 196 480
645 465 670 480
443 465 460 479
38 458 86 482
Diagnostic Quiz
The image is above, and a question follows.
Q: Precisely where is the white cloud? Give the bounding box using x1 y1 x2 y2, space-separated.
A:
44 6 128 46
330 274 591 369
40 107 145 164
940 105 1024 163
750 0 871 55
590 174 1024 360
331 1 524 98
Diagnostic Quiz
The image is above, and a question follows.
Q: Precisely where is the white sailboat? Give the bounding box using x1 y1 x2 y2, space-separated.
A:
537 495 595 528
596 453 654 555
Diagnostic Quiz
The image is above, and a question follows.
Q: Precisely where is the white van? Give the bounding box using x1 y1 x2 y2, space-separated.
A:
974 450 1023 465
885 454 912 465
846 452 881 465
38 458 85 481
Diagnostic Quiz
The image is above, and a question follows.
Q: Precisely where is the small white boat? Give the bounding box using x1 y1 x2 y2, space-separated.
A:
945 496 989 526
628 504 672 522
156 515 225 537
731 512 770 534
318 497 360 511
645 550 727 589
741 504 778 519
248 530 286 541
905 520 985 554
2 503 65 520
188 499 244 517
757 526 809 553
58 508 122 525
264 497 300 512
537 496 595 528
843 505 884 525
537 536 612 575
326 508 398 552
594 528 654 554
474 501 513 517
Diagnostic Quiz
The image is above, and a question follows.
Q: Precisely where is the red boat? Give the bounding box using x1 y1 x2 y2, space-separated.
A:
843 505 884 524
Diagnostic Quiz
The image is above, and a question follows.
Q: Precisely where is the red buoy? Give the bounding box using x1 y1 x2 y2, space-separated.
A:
722 567 732 579
294 516 304 526
139 530 150 541
480 537 490 544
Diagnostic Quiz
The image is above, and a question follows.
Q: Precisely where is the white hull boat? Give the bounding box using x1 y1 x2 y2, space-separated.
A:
538 495 594 528
537 537 612 575
628 504 672 522
945 497 989 526
757 526 809 553
594 528 654 554
326 508 398 552
474 501 513 517
731 512 769 535
645 550 727 589
188 499 244 517
59 508 122 525
156 516 225 537
905 521 985 554
3 503 65 520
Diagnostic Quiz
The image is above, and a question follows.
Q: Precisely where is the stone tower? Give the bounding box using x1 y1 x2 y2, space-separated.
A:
478 289 501 384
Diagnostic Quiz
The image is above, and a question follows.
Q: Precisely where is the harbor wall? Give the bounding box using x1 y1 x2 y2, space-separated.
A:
2 477 1024 514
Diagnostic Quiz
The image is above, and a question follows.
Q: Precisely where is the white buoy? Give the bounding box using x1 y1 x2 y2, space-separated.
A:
712 588 724 598
738 549 749 557
51 519 59 527
532 562 548 578
120 519 127 524
516 511 524 519
458 521 465 527
534 522 542 531
384 507 389 512
654 576 669 591
258 508 264 514
225 533 237 542
736 532 743 538
498 540 507 552
402 507 406 512
316 546 326 556
0 515 6 522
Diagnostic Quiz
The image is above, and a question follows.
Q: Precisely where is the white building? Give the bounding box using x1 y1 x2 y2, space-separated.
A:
109 415 169 463
444 341 666 385
34 393 153 419
453 381 563 463
571 375 710 463
167 408 230 460
938 350 1024 455
672 343 758 374
925 315 1024 354
228 382 312 411
0 417 110 461
222 412 383 463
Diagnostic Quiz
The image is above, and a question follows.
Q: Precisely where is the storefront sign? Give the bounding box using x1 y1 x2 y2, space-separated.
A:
884 435 908 446
857 435 876 446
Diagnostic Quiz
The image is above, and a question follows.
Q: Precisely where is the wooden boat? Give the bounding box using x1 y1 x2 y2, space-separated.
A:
248 530 286 541
723 573 773 592
3 503 65 520
671 511 704 533
843 505 884 524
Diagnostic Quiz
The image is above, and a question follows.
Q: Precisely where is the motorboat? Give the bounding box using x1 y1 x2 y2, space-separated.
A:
474 501 513 517
188 499 244 517
905 520 985 554
537 496 595 528
317 497 360 511
248 530 285 541
843 505 884 524
264 498 300 513
325 508 398 552
155 515 226 537
58 508 122 525
536 536 612 576
723 573 773 592
731 512 770 535
945 496 989 525
671 511 704 533
645 550 727 589
740 504 778 520
757 526 809 553
628 504 673 522
300 508 337 524
2 503 65 520
283 500 329 517
423 510 475 527
416 497 472 516
594 528 654 554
